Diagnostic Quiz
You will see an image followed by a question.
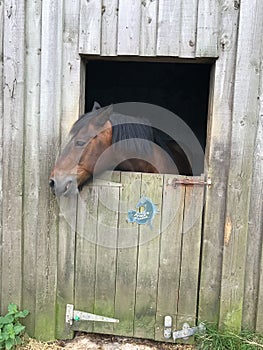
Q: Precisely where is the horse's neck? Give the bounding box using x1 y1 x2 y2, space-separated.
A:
116 159 158 173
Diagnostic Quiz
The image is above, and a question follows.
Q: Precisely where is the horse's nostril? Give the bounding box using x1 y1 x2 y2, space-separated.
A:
49 177 76 196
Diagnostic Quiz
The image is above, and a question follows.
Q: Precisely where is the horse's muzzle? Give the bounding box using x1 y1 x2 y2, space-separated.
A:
49 176 78 197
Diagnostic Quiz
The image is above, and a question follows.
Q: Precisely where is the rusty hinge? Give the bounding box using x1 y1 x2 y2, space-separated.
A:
164 316 206 341
168 177 212 187
66 304 119 326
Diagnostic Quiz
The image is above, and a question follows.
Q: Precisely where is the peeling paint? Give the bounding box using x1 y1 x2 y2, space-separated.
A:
224 216 232 246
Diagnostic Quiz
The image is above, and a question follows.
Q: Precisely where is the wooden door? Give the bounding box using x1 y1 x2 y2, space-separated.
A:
72 172 204 341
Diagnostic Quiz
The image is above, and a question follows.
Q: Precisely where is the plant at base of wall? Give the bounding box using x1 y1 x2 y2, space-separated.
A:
195 323 263 350
0 304 29 350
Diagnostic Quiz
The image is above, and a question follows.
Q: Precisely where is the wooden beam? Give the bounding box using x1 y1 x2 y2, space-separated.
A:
1 0 25 312
56 0 81 339
34 0 63 340
198 1 240 325
22 0 42 336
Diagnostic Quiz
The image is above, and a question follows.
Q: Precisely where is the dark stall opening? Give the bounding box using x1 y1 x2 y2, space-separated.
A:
85 59 212 175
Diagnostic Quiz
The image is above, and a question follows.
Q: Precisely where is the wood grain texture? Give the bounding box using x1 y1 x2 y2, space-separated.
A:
101 0 118 56
117 0 141 55
79 0 102 54
34 0 63 340
74 186 99 333
1 0 25 312
177 177 204 327
219 0 263 331
22 0 42 335
156 0 180 56
155 175 185 341
198 1 240 325
256 232 263 333
179 0 198 58
93 172 120 334
196 0 219 57
243 79 263 330
0 0 262 341
56 0 81 339
114 172 141 336
255 51 263 334
140 0 158 56
134 173 163 339
0 0 4 307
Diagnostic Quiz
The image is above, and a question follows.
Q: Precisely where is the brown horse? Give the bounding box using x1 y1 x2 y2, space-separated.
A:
49 103 192 196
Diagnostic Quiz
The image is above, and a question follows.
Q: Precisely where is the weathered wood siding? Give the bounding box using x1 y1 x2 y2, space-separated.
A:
71 173 204 342
0 0 262 342
79 0 219 57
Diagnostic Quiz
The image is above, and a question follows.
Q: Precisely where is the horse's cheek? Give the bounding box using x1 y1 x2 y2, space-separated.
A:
77 165 90 184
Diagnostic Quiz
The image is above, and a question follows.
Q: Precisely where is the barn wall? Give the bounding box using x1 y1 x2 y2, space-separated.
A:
0 0 262 341
218 0 263 332
199 0 263 332
79 0 219 57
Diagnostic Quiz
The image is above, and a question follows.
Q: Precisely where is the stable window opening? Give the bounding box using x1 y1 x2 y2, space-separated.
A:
85 59 212 176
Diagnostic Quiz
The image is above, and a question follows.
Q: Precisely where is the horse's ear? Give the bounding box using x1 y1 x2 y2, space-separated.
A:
92 101 101 111
92 104 113 127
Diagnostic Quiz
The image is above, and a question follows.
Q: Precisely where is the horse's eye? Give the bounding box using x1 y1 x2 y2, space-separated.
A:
75 140 86 147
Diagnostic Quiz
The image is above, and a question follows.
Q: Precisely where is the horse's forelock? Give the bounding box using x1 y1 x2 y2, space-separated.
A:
69 104 113 137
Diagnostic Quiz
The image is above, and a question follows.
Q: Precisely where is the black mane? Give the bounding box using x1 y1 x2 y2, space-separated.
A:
68 105 175 162
109 112 156 157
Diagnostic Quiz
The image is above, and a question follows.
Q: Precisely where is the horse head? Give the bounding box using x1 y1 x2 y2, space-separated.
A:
49 103 113 196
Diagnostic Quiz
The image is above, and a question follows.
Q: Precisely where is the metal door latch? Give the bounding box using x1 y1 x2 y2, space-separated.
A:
164 316 205 341
66 304 119 326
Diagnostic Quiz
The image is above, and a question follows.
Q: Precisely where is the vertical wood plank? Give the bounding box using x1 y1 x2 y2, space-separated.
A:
79 0 102 54
140 0 158 56
156 0 180 56
134 173 163 339
1 0 25 311
117 0 141 55
177 178 204 327
35 0 63 340
255 55 263 334
179 0 198 58
74 186 99 333
198 1 240 325
56 0 81 339
114 172 141 337
196 0 219 57
219 0 263 331
101 0 118 56
93 172 120 334
0 0 4 304
243 76 263 330
155 175 185 341
22 0 42 336
256 236 263 333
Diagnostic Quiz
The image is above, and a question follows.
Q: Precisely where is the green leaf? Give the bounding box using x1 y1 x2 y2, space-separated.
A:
7 304 18 315
1 315 14 325
5 337 15 350
4 324 15 339
14 324 25 335
15 335 22 345
15 309 29 319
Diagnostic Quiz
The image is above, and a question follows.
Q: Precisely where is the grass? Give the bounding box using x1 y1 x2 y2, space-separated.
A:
195 324 263 350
